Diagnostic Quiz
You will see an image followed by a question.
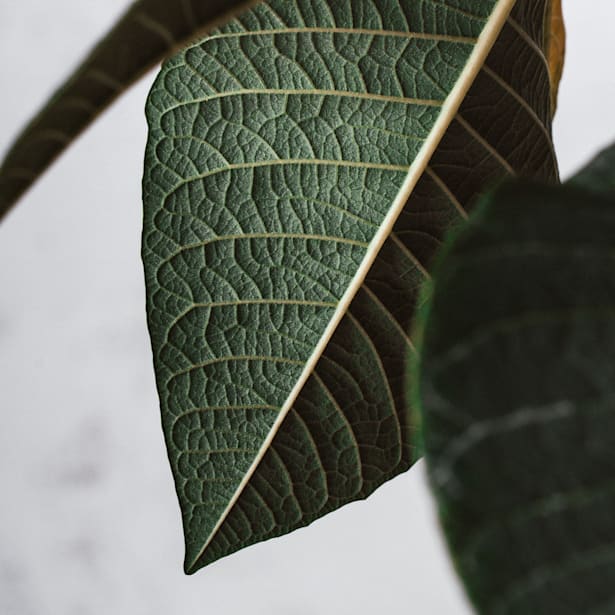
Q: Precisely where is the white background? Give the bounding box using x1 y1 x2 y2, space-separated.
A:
0 2 613 613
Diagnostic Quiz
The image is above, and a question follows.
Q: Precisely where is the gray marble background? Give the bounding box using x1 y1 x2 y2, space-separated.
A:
1 2 614 613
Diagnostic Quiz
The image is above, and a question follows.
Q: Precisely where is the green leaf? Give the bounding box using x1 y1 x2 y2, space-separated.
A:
0 0 255 219
414 143 615 614
143 0 559 574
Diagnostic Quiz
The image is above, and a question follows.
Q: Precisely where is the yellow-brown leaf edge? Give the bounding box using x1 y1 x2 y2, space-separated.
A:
546 0 566 113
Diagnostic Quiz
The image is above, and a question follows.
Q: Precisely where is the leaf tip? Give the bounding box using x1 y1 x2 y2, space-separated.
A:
183 559 200 576
183 540 207 576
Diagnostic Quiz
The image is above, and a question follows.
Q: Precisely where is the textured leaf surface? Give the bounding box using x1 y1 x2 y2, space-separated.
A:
0 0 255 218
143 0 559 573
415 144 615 614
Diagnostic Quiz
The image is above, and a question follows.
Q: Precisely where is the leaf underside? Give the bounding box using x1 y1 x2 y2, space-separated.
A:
142 0 558 574
415 145 615 614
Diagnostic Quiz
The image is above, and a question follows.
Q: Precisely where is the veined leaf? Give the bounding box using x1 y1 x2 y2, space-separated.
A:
414 144 615 614
0 0 256 219
142 0 559 574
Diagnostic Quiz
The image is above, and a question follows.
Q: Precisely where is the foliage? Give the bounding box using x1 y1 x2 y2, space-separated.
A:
141 0 561 573
3 0 613 613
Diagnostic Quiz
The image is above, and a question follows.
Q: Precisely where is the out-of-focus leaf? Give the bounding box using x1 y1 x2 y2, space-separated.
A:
415 143 615 614
0 0 255 218
568 145 615 195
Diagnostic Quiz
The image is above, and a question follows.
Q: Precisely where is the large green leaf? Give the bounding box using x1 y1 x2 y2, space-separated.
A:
143 0 559 574
414 144 615 614
0 0 255 219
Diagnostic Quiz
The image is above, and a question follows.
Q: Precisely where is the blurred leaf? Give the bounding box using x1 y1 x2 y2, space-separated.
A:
142 0 559 574
415 143 615 614
0 0 254 218
568 145 615 195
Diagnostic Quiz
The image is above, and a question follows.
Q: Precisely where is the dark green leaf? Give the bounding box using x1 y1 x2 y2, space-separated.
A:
415 143 615 614
143 0 559 573
568 145 615 196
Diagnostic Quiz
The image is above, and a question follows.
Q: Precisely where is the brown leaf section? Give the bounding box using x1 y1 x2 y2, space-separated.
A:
546 0 566 113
